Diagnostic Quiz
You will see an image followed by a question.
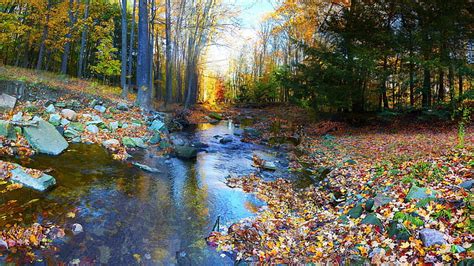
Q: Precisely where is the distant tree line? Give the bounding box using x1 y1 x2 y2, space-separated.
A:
0 0 230 110
226 0 473 113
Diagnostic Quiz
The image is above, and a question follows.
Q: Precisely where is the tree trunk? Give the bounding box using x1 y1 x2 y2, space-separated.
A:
148 0 155 97
120 0 128 98
409 60 414 107
127 0 137 89
77 0 89 77
438 69 444 102
61 0 75 75
155 37 162 100
36 0 51 71
458 74 463 98
164 0 172 105
136 0 151 110
381 56 389 110
422 67 431 108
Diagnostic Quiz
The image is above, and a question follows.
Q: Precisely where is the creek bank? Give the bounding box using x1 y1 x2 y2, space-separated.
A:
0 80 179 192
204 107 473 264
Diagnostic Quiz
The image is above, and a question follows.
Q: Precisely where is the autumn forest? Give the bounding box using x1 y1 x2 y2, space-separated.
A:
0 0 473 265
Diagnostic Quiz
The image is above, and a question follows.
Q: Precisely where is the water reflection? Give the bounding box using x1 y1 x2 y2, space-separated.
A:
0 121 277 265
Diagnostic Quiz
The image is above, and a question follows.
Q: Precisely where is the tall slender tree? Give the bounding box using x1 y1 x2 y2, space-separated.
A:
120 0 128 98
165 0 173 105
136 0 151 109
77 0 90 77
61 0 75 74
127 0 137 90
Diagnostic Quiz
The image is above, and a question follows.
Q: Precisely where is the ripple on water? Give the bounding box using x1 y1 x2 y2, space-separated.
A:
0 121 280 265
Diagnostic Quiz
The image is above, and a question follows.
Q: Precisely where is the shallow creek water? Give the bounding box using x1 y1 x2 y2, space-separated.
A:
1 121 289 265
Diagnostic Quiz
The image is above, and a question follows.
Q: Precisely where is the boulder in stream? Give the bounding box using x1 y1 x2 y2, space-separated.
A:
219 136 233 144
132 162 161 173
9 163 56 192
174 145 198 160
23 119 69 155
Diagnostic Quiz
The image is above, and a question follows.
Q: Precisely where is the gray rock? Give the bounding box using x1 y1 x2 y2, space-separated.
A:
23 119 69 155
60 118 70 126
132 162 161 173
460 180 473 190
219 136 233 144
72 223 83 235
122 137 147 148
418 228 447 247
170 135 187 146
174 145 198 159
89 99 99 107
12 112 23 122
262 161 277 171
9 163 56 192
0 93 17 111
0 120 14 137
68 122 85 132
204 116 219 124
149 133 161 145
61 109 77 121
149 119 165 132
94 105 106 113
117 102 129 111
91 115 102 122
49 114 61 126
102 139 120 148
64 128 80 138
86 124 99 134
54 102 66 108
45 104 56 113
109 121 119 131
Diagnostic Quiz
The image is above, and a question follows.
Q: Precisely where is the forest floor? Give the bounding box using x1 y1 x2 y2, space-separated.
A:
205 104 474 264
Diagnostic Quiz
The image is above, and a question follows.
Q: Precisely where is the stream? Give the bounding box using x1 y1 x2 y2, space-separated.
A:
1 120 290 265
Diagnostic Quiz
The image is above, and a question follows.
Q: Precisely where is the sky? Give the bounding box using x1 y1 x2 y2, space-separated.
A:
204 0 276 74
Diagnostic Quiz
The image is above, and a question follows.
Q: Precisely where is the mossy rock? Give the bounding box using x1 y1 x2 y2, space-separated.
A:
209 112 223 120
